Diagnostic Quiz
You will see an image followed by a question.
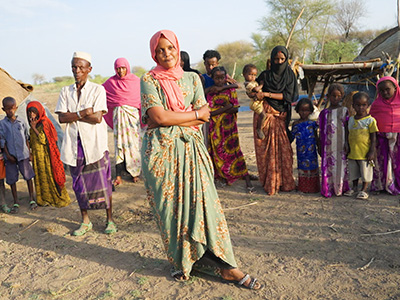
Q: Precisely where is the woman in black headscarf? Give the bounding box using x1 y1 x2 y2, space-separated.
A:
253 45 298 195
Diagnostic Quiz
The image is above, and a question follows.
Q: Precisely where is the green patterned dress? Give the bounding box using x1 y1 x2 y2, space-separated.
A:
140 71 237 277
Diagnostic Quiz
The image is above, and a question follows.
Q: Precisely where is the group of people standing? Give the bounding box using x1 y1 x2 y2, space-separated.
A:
2 28 400 292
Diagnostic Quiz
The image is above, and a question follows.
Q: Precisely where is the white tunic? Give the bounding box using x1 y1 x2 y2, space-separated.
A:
55 80 108 167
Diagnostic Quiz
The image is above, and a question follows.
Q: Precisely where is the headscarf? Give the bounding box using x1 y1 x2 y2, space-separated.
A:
149 30 191 113
370 76 400 133
26 101 66 189
102 58 141 129
256 45 298 112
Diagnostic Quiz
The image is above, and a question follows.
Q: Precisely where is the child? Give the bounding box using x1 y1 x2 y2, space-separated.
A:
207 66 255 193
0 149 9 213
27 101 71 207
318 83 350 197
292 98 320 193
344 92 378 200
0 97 36 213
369 76 400 194
243 64 265 139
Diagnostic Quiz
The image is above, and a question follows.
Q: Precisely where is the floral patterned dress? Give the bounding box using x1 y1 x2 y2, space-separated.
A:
140 72 237 277
113 105 142 177
292 120 320 193
318 107 350 197
207 88 249 185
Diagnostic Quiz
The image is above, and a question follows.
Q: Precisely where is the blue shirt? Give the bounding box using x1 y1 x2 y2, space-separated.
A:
202 73 214 88
0 116 30 161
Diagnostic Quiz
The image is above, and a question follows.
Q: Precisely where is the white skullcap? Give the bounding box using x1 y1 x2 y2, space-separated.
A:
72 51 92 64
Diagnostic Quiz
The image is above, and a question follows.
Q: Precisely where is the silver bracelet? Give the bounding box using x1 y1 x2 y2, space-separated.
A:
76 110 82 119
195 110 199 120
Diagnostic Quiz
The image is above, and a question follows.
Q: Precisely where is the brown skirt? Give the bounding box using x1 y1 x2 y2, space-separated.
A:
253 103 295 195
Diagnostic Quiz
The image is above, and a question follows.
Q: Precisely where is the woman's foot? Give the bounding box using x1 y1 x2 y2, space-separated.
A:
170 269 189 282
221 268 263 290
132 176 140 183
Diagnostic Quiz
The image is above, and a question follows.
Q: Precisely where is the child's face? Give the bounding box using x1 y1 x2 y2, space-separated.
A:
378 80 396 100
298 103 312 120
352 97 369 116
328 89 343 107
212 70 226 87
244 68 257 82
28 110 39 122
204 57 219 75
2 102 17 119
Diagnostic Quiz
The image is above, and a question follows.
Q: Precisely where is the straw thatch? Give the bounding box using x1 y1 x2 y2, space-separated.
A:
0 67 33 105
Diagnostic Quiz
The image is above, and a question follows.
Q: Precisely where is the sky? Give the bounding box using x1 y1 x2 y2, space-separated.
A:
0 0 398 83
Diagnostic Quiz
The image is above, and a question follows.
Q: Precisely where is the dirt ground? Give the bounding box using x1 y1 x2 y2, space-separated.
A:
0 86 399 300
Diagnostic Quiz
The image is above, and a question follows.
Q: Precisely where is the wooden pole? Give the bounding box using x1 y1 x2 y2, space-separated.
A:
286 6 305 49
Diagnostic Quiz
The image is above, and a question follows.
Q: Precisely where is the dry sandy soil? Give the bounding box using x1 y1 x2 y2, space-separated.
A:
0 87 399 300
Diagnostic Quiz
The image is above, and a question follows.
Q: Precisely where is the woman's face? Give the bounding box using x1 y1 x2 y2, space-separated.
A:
155 37 178 69
116 67 127 78
378 80 396 100
273 51 286 65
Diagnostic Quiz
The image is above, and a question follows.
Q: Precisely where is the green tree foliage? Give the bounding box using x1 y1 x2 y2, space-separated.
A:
320 39 361 62
53 76 74 83
257 0 334 62
132 66 147 78
215 40 256 79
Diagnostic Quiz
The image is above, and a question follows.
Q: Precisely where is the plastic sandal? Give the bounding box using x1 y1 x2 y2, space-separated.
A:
10 204 19 214
29 200 38 210
344 189 355 197
170 268 189 281
356 191 369 200
223 273 263 290
247 186 256 194
72 222 93 236
0 204 10 213
104 221 117 234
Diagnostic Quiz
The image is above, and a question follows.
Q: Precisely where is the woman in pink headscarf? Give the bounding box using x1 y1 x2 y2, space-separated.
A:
140 30 262 290
103 58 141 186
370 76 400 194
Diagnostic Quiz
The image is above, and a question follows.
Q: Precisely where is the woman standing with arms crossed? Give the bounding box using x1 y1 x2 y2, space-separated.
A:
253 46 298 195
103 58 142 186
140 29 262 290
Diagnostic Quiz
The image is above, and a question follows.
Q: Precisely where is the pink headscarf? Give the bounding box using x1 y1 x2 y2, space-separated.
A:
102 57 141 129
370 76 400 133
149 30 191 113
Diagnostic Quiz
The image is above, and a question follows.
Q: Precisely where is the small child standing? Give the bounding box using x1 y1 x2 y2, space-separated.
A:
344 92 378 200
242 64 265 139
27 101 70 207
207 66 254 193
292 98 320 193
318 83 350 197
0 97 36 213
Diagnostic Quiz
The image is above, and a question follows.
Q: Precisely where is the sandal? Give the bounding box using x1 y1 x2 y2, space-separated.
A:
104 221 117 234
10 204 19 214
132 176 140 183
247 186 256 194
29 200 38 210
170 268 189 282
0 204 10 213
224 273 263 290
344 189 355 197
72 222 93 236
356 191 369 200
